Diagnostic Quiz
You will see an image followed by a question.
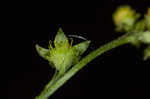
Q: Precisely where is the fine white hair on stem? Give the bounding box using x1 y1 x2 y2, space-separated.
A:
68 35 88 41
68 34 94 50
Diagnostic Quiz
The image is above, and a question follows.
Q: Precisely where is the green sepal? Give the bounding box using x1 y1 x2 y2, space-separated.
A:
54 28 69 48
35 44 49 60
73 40 91 56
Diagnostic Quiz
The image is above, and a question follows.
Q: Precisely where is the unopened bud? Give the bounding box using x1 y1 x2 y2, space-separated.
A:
113 6 140 32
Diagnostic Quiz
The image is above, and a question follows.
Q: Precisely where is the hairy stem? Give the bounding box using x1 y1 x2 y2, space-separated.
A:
35 35 134 99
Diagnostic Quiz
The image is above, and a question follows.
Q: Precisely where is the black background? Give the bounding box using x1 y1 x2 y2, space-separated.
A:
7 0 150 99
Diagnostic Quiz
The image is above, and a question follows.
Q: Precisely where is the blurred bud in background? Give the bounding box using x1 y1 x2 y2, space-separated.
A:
113 5 140 32
113 6 150 60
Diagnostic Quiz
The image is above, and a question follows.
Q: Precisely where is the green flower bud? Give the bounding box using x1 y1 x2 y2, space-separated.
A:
113 5 140 32
36 28 90 73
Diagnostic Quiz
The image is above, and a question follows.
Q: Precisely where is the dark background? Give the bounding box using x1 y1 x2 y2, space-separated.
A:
7 0 150 99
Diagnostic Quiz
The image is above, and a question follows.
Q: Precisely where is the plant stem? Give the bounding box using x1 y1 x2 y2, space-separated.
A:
35 35 134 99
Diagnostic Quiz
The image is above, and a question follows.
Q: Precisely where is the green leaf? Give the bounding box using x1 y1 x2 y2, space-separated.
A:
54 28 69 48
73 40 91 55
35 44 49 60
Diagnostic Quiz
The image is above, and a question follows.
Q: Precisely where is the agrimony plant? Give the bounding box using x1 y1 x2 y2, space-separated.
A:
35 6 150 99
